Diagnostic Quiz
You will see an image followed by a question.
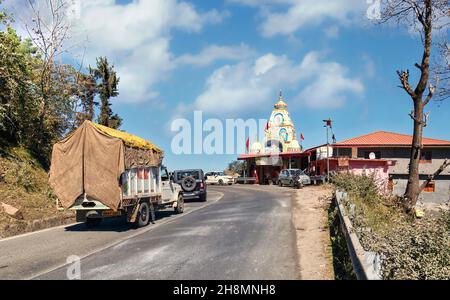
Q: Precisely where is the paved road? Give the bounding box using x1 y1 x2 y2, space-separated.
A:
1 185 299 280
0 191 223 279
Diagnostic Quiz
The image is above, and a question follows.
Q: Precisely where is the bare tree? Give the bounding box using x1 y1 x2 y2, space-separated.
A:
434 42 450 101
23 0 72 145
379 0 449 213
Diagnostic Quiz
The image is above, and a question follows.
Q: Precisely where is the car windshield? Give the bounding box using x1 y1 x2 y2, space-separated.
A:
293 170 305 176
289 169 299 175
217 172 225 176
176 170 200 180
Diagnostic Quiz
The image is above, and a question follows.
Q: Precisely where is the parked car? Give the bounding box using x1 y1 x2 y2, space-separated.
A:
292 169 311 188
173 169 207 202
205 172 233 185
278 169 310 187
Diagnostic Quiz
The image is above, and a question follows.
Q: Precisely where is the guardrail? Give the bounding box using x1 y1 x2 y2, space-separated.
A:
335 191 382 280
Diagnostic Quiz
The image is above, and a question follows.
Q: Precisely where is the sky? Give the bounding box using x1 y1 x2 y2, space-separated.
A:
4 0 450 172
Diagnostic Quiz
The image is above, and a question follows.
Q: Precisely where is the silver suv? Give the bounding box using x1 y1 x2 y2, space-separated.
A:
278 169 311 188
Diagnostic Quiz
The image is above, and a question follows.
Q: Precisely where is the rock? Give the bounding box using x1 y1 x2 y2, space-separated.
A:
1 202 24 220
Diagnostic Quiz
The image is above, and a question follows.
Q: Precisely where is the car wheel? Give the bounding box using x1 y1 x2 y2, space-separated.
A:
175 194 184 214
289 180 294 187
136 202 150 228
86 217 102 229
218 179 224 185
278 180 282 187
200 193 207 202
181 176 197 192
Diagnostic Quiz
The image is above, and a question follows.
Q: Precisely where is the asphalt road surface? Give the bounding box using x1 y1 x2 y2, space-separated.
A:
0 185 299 280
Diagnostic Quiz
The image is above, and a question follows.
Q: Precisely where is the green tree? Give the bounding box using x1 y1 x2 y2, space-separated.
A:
227 160 247 175
74 70 98 127
0 27 37 144
92 57 122 129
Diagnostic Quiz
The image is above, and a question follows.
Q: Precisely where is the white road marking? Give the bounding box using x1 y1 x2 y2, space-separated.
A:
29 191 224 279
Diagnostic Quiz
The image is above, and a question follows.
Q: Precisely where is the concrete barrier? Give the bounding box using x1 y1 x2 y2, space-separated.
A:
335 191 382 280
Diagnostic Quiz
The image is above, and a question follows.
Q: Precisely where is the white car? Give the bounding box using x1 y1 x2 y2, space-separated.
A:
205 172 234 185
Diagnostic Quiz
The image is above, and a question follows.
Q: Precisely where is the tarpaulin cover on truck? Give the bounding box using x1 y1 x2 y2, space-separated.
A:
49 121 163 210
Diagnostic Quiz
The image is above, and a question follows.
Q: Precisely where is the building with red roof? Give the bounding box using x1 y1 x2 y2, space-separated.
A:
304 131 450 203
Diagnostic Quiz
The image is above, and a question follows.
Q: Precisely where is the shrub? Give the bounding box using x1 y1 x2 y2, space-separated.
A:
377 212 450 280
330 172 381 205
331 173 450 280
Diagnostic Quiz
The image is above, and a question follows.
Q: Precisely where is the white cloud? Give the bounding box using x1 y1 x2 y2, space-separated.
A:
7 0 228 104
185 51 364 115
175 44 255 67
74 0 228 103
296 53 364 108
228 0 366 37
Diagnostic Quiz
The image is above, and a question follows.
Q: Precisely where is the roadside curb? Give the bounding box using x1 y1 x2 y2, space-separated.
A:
0 214 76 241
28 190 224 279
335 191 382 280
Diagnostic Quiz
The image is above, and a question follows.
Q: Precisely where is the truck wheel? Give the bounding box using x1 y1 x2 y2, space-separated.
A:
86 217 102 229
175 194 184 214
218 179 224 185
136 202 150 228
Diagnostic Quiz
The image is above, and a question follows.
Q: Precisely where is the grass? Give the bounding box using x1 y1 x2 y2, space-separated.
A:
327 199 357 280
0 144 74 238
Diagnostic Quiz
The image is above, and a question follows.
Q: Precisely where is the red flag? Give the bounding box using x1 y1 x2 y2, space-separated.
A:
246 137 250 152
300 133 305 141
326 119 332 127
265 122 269 131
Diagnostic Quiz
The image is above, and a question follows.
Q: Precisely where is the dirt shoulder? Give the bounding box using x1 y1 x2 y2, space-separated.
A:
0 146 75 239
292 185 334 280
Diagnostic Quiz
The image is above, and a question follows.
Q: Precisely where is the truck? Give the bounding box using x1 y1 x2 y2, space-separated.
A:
49 121 184 228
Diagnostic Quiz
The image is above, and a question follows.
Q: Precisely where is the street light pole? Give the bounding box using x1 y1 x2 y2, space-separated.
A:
323 118 332 182
326 124 329 182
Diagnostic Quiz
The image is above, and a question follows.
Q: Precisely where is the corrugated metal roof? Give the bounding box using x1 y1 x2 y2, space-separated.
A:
335 131 450 146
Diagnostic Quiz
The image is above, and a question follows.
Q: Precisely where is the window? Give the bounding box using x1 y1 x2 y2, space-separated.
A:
423 181 435 193
175 170 201 181
364 151 381 159
420 151 432 163
161 167 169 181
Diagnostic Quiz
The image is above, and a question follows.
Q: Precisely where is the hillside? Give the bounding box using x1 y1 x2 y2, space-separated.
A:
0 144 74 238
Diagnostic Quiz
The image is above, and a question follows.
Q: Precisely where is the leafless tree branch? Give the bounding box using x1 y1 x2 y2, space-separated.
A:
419 159 450 192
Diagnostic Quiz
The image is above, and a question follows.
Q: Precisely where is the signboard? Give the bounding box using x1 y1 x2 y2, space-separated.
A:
256 156 283 166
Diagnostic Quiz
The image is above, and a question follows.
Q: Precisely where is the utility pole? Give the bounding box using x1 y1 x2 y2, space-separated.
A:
323 118 332 182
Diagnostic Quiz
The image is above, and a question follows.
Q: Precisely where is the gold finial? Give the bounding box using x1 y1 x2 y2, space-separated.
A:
274 89 287 109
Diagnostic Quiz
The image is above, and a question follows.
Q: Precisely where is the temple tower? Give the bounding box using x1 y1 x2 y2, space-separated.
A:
264 91 301 152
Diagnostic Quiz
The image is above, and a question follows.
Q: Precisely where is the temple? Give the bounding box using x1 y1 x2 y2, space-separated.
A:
238 91 309 184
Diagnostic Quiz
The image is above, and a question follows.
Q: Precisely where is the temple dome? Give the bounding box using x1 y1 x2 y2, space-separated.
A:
274 91 287 109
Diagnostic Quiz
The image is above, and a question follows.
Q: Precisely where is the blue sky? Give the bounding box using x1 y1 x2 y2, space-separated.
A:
6 0 450 171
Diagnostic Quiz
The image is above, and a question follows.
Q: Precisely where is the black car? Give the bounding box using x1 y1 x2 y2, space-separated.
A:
172 169 207 202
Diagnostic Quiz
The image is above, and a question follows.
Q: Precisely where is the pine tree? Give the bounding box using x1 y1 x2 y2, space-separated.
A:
92 57 122 129
75 70 97 126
